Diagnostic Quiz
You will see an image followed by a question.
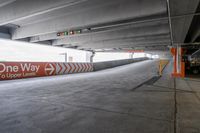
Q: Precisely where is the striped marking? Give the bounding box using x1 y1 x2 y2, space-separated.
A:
53 63 93 75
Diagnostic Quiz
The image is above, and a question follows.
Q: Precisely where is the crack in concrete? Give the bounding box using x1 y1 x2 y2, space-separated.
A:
174 78 177 133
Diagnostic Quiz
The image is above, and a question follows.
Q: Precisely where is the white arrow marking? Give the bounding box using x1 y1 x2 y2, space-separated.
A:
45 64 55 75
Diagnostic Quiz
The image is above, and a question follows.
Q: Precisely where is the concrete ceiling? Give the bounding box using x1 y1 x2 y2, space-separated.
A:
0 0 199 54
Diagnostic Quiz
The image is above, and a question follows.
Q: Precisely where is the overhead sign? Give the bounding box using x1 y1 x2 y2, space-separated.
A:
0 62 93 80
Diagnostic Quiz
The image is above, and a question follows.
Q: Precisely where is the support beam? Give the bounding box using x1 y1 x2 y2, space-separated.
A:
30 19 169 43
71 35 170 49
77 40 170 49
95 47 169 52
129 53 134 59
52 24 169 45
0 32 11 39
90 52 95 63
37 40 52 45
171 46 185 77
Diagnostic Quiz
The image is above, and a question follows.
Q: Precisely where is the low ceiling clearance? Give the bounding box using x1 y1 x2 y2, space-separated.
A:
0 0 199 55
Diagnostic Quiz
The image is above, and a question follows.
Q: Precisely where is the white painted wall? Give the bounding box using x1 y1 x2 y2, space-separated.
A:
0 39 148 63
93 52 130 62
0 39 91 62
93 52 147 62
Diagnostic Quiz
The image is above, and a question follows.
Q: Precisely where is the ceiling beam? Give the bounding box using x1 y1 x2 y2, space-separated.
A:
94 47 169 53
73 38 171 49
57 34 170 48
12 0 167 39
52 24 169 45
30 19 169 43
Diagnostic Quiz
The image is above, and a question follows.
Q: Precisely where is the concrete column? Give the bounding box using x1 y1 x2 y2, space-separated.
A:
150 54 153 59
90 52 95 63
60 53 68 62
175 45 182 74
129 53 134 59
171 46 185 77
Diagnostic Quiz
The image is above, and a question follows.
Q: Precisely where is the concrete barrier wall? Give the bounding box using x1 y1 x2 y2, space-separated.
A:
0 58 148 80
0 62 93 80
93 57 149 71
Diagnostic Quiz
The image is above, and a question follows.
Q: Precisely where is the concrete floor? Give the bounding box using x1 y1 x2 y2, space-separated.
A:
0 60 199 133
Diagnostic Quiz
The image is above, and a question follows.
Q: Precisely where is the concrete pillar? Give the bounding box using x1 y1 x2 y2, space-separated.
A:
150 54 153 59
90 52 95 63
129 53 134 59
60 53 67 62
171 46 185 77
177 46 182 74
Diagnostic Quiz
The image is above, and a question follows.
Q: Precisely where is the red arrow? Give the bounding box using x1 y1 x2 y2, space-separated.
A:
71 63 76 73
74 63 79 73
87 64 90 71
78 63 82 72
82 63 86 72
80 63 84 72
77 63 80 73
68 63 72 73
89 64 92 71
63 63 68 74
58 63 63 74
85 63 88 71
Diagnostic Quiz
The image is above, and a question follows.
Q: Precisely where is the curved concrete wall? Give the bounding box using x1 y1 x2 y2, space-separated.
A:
0 62 93 80
93 57 149 71
0 58 149 80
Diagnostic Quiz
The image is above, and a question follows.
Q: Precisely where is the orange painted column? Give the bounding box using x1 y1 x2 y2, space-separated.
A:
171 47 185 78
171 48 177 75
181 62 185 77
